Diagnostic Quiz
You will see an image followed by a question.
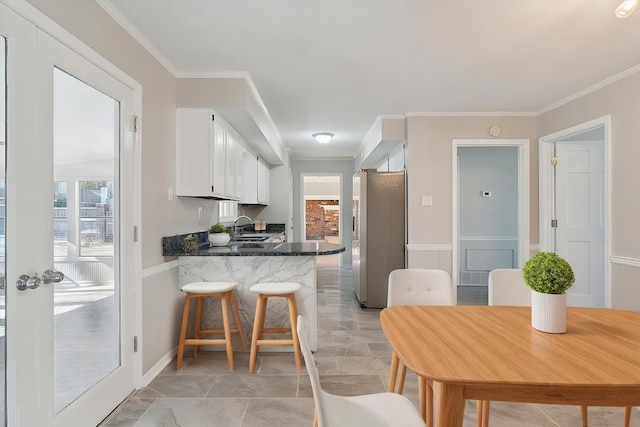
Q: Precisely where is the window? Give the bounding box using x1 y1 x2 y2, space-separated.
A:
79 180 114 257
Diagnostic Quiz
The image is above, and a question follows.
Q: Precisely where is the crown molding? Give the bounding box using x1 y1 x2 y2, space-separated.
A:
405 111 537 117
97 0 179 76
538 63 640 115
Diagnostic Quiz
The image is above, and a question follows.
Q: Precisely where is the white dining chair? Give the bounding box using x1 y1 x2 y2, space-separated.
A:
386 269 454 426
297 315 425 427
481 269 634 427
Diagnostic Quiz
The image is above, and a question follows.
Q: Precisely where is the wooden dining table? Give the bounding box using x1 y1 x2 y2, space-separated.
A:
380 305 640 427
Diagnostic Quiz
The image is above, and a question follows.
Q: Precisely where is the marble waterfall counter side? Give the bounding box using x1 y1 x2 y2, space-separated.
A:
176 244 344 352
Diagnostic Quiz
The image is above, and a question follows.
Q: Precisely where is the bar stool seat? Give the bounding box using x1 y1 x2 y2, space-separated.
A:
177 281 247 370
249 282 302 373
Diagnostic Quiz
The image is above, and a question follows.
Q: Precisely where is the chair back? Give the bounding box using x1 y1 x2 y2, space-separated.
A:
297 315 328 426
387 269 454 307
488 269 530 306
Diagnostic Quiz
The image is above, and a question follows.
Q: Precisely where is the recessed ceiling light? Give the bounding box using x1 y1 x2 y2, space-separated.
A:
312 132 334 144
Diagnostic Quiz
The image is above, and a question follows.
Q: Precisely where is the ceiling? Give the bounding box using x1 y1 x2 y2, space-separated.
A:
101 0 640 160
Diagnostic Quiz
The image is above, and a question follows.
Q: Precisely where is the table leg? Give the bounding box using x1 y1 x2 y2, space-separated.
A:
419 376 427 421
433 381 465 427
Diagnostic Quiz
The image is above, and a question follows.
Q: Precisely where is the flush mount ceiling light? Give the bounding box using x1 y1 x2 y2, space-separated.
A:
312 132 334 144
616 0 639 17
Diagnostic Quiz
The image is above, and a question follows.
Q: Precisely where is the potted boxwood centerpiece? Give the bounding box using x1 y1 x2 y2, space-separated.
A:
522 252 575 333
208 222 231 246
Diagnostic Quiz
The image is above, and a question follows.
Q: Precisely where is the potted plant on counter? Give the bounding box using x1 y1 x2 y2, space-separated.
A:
522 252 575 333
208 223 231 246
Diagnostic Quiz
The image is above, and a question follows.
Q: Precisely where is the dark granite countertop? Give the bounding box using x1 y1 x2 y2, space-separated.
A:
164 241 345 257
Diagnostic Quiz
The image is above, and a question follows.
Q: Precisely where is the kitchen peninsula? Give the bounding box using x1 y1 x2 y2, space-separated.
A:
163 235 345 351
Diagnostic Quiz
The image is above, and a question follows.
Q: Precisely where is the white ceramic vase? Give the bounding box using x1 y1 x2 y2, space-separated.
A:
531 290 567 333
208 232 230 246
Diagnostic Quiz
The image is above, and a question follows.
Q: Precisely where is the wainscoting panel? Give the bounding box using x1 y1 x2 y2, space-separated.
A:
406 244 453 277
459 237 518 286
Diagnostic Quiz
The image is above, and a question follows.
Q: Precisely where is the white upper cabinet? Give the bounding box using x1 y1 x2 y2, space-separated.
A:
176 108 217 197
176 108 246 200
212 115 226 196
257 157 270 205
241 152 269 205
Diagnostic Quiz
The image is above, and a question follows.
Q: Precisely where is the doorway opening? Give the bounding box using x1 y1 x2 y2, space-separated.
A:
539 117 610 307
302 175 341 244
452 139 530 304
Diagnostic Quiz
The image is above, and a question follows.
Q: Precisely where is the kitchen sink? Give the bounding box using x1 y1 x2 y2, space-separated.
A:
232 235 270 242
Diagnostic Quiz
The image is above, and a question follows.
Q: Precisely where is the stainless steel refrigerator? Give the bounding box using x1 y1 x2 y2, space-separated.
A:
352 169 406 308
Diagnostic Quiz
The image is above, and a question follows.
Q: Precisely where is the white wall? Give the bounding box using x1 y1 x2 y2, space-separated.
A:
537 72 640 310
405 115 537 277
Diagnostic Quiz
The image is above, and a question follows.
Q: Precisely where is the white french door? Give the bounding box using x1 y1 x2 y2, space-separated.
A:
555 140 605 307
2 3 137 426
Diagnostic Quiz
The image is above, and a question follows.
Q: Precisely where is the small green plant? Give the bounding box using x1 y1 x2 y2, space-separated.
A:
522 252 575 294
183 234 198 252
208 223 229 234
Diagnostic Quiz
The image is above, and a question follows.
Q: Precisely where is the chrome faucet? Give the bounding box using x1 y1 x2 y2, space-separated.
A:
232 215 252 236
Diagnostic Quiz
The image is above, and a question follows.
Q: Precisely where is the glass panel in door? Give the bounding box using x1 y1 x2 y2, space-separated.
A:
53 68 120 413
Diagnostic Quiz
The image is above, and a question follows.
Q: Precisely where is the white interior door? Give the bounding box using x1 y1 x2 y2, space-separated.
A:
555 140 605 307
2 5 137 425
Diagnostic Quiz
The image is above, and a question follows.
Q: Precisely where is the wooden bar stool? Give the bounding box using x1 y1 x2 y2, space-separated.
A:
248 282 302 374
177 281 247 370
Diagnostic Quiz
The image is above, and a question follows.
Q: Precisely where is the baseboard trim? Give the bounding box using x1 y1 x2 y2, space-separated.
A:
141 347 177 387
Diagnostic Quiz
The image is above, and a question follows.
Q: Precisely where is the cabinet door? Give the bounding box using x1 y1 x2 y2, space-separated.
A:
176 109 214 197
225 127 236 199
212 116 226 196
257 158 269 205
241 152 258 204
235 143 244 200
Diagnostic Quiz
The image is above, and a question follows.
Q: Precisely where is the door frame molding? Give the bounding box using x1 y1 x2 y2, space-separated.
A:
452 139 530 296
539 115 612 307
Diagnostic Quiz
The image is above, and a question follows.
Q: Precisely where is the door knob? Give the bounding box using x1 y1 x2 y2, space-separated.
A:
42 269 65 284
16 274 41 291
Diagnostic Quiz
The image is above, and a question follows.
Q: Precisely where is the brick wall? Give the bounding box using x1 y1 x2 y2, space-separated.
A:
305 200 339 240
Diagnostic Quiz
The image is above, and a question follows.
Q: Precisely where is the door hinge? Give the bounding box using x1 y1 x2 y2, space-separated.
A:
133 336 138 353
551 156 558 166
551 219 558 228
133 225 138 242
134 115 139 132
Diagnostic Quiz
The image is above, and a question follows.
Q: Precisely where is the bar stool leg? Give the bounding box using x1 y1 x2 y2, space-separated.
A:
177 294 192 369
287 293 302 371
229 290 248 351
249 294 266 373
194 296 204 358
219 292 234 370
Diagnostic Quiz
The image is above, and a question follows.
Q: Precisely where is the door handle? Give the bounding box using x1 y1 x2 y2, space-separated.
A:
42 269 65 284
16 274 42 291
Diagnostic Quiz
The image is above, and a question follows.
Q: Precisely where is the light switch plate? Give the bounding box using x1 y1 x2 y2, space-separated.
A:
422 195 433 206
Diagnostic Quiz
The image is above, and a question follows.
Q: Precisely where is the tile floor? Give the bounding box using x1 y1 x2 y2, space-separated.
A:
100 257 638 426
